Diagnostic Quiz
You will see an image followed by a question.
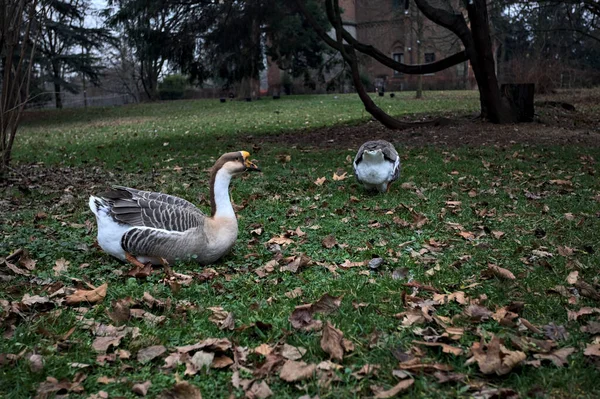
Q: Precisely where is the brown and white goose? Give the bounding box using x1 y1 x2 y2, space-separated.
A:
353 140 400 193
89 151 260 266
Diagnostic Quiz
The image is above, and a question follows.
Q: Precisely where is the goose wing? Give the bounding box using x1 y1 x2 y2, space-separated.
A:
97 186 205 232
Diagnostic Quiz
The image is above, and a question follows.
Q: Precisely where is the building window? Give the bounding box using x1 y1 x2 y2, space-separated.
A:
393 0 401 9
393 0 410 11
392 52 404 76
424 52 435 75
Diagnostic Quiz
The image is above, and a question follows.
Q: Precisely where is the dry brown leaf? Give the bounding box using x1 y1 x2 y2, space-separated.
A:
413 341 463 356
314 177 326 186
333 170 347 181
372 379 415 398
53 258 70 276
312 293 342 315
137 345 166 364
255 259 278 278
254 343 273 357
207 306 235 330
464 305 493 322
106 298 131 325
176 338 232 354
322 235 338 249
92 336 123 353
282 344 307 360
157 381 202 399
65 283 108 305
584 344 600 357
132 380 152 396
339 259 368 269
28 353 44 373
458 231 475 240
280 254 311 273
533 347 575 367
245 381 273 399
211 355 233 369
467 336 526 375
279 360 316 382
288 304 323 332
558 246 574 257
567 271 579 285
185 351 214 375
321 321 344 361
284 287 303 299
487 263 516 280
266 235 294 246
492 231 505 239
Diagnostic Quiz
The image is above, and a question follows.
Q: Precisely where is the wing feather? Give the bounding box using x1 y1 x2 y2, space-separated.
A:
97 186 205 232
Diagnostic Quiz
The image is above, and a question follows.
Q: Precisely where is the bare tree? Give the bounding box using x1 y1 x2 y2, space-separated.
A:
296 0 522 126
1 0 39 178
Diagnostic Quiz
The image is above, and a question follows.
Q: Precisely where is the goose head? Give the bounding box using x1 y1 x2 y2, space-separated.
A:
363 149 385 163
216 151 261 176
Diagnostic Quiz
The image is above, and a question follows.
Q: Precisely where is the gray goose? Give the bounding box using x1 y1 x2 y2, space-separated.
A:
353 140 401 193
89 151 260 266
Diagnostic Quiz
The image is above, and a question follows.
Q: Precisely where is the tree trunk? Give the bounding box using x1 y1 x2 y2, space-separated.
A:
501 83 535 122
465 1 515 123
52 61 62 109
415 9 423 99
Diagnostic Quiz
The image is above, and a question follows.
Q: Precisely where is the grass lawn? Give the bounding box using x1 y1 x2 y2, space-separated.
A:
1 91 600 398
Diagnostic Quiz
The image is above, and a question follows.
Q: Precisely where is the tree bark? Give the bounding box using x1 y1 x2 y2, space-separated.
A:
52 61 62 109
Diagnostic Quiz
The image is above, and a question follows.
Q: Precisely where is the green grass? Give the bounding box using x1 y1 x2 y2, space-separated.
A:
1 92 600 398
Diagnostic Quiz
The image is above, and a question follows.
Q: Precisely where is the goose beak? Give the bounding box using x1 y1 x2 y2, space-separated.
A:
245 159 261 172
241 151 261 172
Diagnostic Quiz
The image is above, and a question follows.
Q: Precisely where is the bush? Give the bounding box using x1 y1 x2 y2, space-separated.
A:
159 74 188 101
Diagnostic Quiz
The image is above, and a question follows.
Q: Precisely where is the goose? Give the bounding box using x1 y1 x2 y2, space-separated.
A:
353 140 400 193
89 151 260 267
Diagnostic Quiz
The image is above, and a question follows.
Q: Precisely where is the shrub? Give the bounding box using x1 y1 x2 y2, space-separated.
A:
159 74 188 100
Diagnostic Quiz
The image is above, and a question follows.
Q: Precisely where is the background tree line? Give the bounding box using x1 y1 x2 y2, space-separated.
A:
2 0 600 175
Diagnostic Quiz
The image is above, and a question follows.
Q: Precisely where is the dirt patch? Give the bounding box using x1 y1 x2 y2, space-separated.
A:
255 105 600 150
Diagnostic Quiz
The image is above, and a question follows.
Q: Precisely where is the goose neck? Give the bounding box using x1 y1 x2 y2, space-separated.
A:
210 168 235 218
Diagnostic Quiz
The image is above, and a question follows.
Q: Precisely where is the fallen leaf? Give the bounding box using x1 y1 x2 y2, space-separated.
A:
132 380 152 396
245 380 273 399
279 360 316 382
492 231 505 239
581 321 600 335
322 235 338 249
211 355 233 369
97 376 115 384
289 304 323 332
464 305 493 322
459 231 475 240
266 235 294 246
282 344 307 360
413 341 463 356
321 321 344 361
314 177 326 186
372 379 414 398
567 307 600 321
207 306 235 330
254 343 273 357
185 351 214 375
333 170 347 181
543 323 569 341
28 353 44 373
584 344 600 357
558 246 574 257
255 259 278 278
533 347 575 367
467 336 526 375
157 381 202 399
312 293 342 315
280 254 311 273
107 298 131 325
284 287 303 299
433 371 466 384
65 283 108 305
92 336 123 353
176 338 232 353
53 258 70 276
575 280 600 301
487 263 516 280
339 259 368 269
567 271 579 285
137 345 166 364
